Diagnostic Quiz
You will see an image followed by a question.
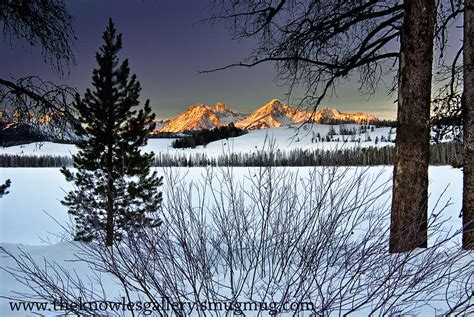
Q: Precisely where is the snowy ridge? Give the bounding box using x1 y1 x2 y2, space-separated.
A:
159 103 246 133
1 124 396 158
311 107 377 124
0 100 379 137
158 99 378 133
234 99 310 129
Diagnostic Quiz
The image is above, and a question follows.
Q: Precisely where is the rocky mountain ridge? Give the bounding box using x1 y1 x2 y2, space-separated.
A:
157 99 378 133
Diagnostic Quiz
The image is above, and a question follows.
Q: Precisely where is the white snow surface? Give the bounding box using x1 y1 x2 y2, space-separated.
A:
0 166 471 316
0 123 469 316
0 124 395 158
1 166 460 246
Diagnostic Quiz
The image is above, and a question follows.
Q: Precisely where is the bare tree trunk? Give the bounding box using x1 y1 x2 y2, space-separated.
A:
463 0 474 250
390 0 436 253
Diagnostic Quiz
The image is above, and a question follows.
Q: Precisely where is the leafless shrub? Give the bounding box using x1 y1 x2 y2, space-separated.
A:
1 161 472 316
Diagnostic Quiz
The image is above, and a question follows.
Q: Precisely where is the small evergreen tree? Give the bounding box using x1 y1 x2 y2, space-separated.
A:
0 179 11 198
61 19 162 246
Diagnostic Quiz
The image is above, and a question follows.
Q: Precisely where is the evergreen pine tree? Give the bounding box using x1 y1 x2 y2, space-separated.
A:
0 179 11 198
61 19 162 246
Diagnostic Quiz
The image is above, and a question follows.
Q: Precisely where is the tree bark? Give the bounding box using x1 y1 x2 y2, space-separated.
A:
463 0 474 250
389 0 436 253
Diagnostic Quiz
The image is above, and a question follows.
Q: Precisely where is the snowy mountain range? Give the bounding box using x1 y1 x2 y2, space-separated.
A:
0 100 378 143
156 99 378 133
0 111 77 146
158 102 246 133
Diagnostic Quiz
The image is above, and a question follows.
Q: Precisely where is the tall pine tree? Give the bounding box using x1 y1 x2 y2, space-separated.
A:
61 19 162 246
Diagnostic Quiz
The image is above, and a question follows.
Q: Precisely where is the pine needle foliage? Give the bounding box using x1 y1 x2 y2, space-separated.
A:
61 19 162 246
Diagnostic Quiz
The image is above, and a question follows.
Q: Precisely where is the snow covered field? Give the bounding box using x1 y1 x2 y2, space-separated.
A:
0 124 396 158
0 124 469 316
0 166 471 316
0 166 462 245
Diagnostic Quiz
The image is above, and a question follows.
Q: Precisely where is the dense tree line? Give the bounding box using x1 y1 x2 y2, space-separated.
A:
1 142 461 168
171 142 461 166
149 131 183 139
0 154 72 167
171 123 247 148
316 118 397 127
204 142 461 167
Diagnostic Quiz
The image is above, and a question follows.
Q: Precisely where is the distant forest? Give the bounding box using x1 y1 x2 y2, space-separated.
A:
0 142 462 168
171 124 247 148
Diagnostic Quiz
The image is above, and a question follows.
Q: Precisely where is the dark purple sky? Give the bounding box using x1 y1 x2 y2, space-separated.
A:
1 0 412 119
